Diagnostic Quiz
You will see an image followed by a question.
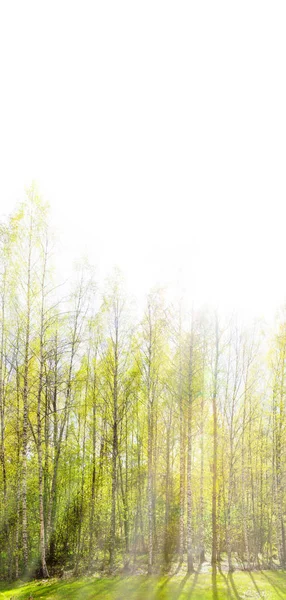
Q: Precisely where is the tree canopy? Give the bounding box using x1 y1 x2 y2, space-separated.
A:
0 188 285 580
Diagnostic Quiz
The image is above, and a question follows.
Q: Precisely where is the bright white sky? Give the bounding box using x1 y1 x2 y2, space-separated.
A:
0 1 285 320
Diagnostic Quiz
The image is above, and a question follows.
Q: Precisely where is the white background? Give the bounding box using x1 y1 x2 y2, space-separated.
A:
0 1 285 319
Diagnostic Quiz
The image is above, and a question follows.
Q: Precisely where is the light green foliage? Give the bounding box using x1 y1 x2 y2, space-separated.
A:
1 190 286 580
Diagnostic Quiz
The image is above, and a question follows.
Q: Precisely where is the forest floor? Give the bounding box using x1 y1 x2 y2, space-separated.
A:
0 571 286 600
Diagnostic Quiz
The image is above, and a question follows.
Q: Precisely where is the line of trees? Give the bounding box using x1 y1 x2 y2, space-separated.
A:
0 187 285 580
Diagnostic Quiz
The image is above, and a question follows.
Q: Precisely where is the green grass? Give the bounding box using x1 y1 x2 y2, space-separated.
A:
0 571 286 599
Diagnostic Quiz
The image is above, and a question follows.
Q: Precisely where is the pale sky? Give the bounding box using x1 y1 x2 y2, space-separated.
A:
0 1 285 320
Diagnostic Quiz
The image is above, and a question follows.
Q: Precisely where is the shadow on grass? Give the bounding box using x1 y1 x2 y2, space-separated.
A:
228 572 241 600
188 570 202 599
174 562 203 599
5 571 286 600
172 572 191 599
247 571 263 598
218 564 235 599
260 571 285 599
266 569 286 590
157 573 175 594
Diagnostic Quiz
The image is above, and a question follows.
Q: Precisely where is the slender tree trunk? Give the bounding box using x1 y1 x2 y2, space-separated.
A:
0 268 8 576
37 242 49 578
37 363 49 578
276 346 286 566
248 404 259 567
147 395 153 574
153 405 158 552
211 316 219 575
179 325 185 563
109 307 119 571
241 374 251 569
226 452 234 572
89 367 97 567
121 404 129 557
199 346 206 563
164 410 171 567
147 306 154 575
15 355 21 579
187 328 194 573
22 212 33 571
44 381 50 536
75 379 88 575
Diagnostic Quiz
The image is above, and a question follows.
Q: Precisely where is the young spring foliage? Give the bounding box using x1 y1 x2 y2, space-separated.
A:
0 189 285 580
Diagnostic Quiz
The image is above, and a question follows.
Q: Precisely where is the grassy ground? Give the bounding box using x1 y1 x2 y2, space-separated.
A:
0 571 286 599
